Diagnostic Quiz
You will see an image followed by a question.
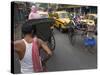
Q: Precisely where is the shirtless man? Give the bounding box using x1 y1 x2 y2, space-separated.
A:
14 23 52 73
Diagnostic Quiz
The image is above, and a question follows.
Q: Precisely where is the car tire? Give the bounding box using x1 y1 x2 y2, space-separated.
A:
59 25 63 32
60 28 64 32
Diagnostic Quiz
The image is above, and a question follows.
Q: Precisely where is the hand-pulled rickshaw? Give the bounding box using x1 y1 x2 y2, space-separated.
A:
23 18 56 71
23 18 56 50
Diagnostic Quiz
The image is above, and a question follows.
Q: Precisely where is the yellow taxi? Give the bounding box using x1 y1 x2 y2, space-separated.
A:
80 14 97 26
52 11 71 32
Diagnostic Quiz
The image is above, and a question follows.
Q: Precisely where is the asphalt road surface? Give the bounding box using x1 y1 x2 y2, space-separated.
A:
47 29 97 72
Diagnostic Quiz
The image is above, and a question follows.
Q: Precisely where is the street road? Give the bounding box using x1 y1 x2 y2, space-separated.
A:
47 29 97 71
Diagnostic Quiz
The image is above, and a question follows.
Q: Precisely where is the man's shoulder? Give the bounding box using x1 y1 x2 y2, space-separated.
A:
14 39 24 46
37 38 45 45
14 39 25 52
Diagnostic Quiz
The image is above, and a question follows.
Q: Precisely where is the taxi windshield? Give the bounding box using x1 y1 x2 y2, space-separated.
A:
86 15 97 20
58 13 68 18
88 15 96 20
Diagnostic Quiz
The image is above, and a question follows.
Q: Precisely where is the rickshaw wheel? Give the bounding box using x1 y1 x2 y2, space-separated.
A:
47 33 56 51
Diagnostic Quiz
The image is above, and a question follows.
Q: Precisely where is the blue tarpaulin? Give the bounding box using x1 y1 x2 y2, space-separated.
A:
84 37 96 46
